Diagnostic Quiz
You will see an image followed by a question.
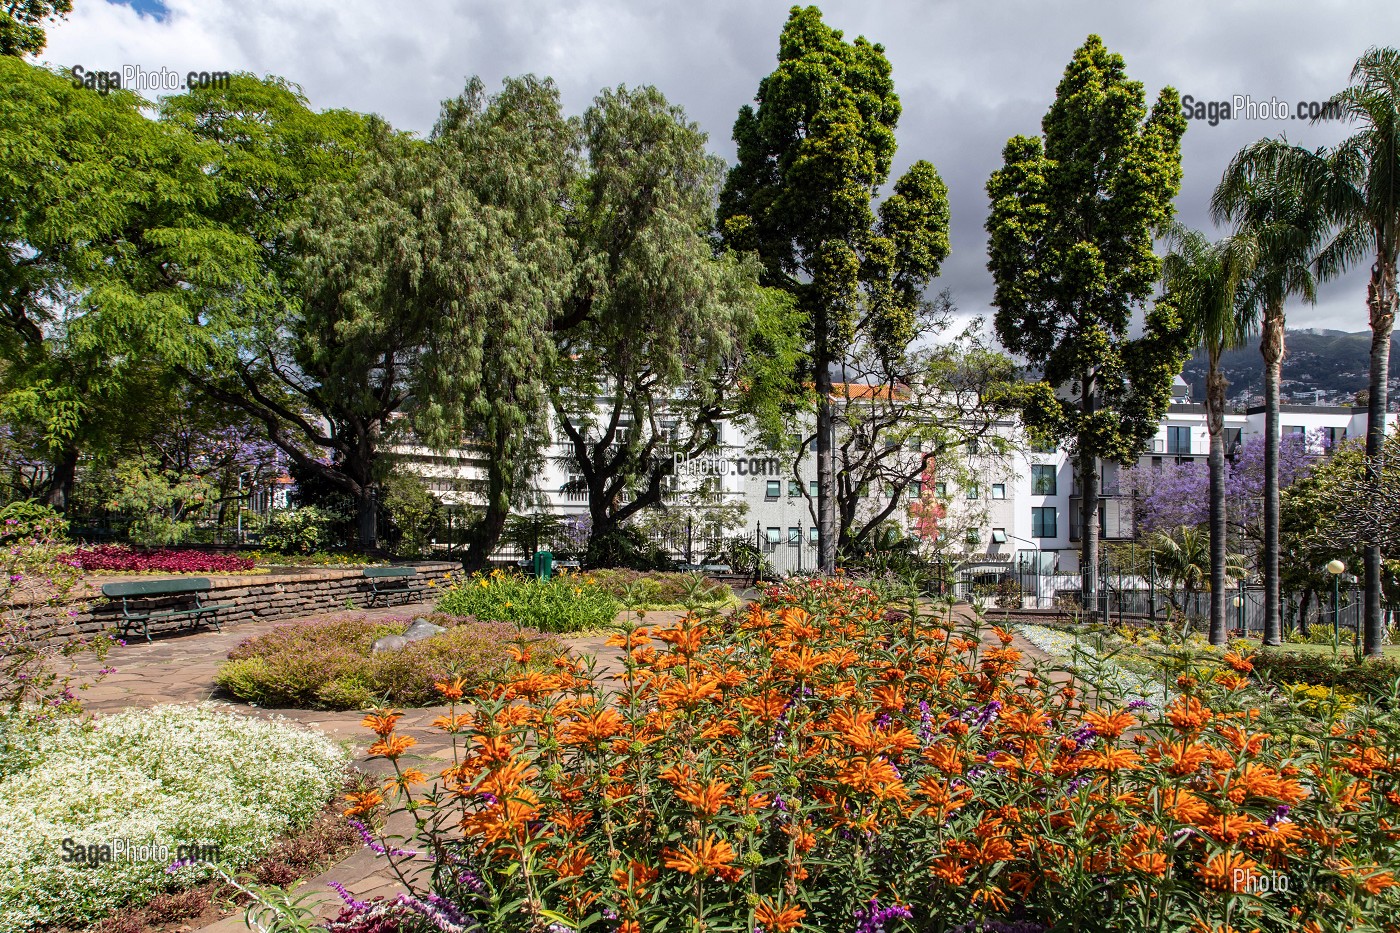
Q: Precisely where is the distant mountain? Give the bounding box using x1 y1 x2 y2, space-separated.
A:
1180 329 1400 406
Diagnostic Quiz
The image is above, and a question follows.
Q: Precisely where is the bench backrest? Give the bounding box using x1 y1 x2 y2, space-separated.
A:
102 578 212 598
363 567 417 578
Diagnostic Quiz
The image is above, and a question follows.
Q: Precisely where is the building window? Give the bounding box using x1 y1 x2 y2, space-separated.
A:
809 480 819 498
934 482 947 498
766 527 781 548
1031 464 1057 496
809 526 819 544
1167 426 1191 455
1032 506 1057 538
991 483 1006 500
1031 437 1057 454
967 484 980 500
966 528 981 548
1224 427 1242 455
884 482 896 498
788 479 802 497
1285 425 1305 436
908 481 921 499
765 480 781 500
788 527 801 546
967 437 980 454
991 528 1008 544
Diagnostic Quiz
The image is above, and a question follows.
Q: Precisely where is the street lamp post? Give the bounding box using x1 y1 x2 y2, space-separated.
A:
1327 559 1346 652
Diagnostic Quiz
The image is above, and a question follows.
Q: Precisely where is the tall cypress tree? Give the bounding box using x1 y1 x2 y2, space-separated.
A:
986 35 1191 615
719 6 949 574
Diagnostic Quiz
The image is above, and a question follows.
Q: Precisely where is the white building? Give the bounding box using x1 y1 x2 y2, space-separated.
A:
385 383 1396 573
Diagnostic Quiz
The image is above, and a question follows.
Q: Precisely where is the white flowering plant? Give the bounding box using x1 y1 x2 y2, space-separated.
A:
0 704 349 930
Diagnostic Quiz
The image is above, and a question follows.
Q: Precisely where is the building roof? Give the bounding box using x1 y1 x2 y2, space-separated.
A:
1243 403 1361 416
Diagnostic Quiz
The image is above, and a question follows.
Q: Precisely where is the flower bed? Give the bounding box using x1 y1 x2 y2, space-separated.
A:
0 704 347 930
63 544 256 573
216 613 564 709
586 568 738 609
435 569 621 632
326 578 1400 932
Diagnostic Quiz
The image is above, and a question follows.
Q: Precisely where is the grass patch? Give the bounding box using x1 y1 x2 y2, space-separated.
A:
215 612 562 710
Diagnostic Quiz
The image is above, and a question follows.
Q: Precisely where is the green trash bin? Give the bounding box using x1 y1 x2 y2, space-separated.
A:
532 550 554 581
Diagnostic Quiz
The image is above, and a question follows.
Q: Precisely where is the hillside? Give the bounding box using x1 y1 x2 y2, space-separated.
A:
1180 329 1400 406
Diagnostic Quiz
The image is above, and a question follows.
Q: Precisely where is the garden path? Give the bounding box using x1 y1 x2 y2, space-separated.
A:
64 601 1050 929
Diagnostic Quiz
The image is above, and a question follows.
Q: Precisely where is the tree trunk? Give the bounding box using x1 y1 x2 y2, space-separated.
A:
1364 261 1396 656
1260 304 1285 646
1079 450 1100 621
462 451 512 573
816 364 837 575
355 486 378 552
42 445 78 514
1206 358 1229 646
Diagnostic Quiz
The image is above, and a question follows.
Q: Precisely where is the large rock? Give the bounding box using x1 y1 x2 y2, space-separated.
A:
402 617 447 643
371 634 409 654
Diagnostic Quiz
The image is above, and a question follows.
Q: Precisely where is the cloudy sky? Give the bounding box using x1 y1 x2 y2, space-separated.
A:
40 0 1400 341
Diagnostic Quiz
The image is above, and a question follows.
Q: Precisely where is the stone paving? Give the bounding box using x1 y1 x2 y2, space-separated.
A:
60 600 1050 929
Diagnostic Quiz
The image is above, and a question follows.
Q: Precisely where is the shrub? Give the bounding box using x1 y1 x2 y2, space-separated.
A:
216 613 562 709
256 505 344 554
1252 649 1400 696
0 704 346 930
330 577 1400 933
435 570 621 632
585 568 735 608
63 545 255 573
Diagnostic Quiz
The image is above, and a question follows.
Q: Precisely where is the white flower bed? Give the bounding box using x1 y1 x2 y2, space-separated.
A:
1017 623 1169 711
0 704 348 930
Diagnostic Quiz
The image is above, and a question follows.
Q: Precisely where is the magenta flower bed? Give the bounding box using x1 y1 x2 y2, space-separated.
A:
64 545 256 573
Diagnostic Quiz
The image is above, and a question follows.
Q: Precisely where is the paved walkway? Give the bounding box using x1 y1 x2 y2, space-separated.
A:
61 601 1047 929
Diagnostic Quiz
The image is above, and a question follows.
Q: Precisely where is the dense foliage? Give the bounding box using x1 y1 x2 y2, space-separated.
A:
62 544 256 574
584 569 736 609
435 570 623 633
216 613 562 710
334 579 1400 932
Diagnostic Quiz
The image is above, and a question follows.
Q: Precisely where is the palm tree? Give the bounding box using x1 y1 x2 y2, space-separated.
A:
1220 49 1400 655
1211 153 1328 647
1147 525 1247 635
1162 226 1249 646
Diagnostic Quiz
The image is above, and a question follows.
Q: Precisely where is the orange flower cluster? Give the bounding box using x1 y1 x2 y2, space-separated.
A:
355 577 1400 932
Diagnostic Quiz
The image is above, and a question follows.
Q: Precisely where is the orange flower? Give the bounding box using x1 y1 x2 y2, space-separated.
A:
343 788 383 817
1083 708 1137 741
676 779 732 817
1222 650 1254 673
362 710 403 736
663 834 737 878
1199 851 1259 891
368 734 416 760
1166 695 1213 733
559 706 627 747
434 678 466 701
754 898 807 932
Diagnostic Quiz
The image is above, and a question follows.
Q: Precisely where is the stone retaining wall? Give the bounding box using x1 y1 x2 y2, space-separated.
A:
27 562 463 644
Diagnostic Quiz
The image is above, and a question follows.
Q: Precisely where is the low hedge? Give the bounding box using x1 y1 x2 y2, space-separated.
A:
215 613 562 709
1251 649 1400 696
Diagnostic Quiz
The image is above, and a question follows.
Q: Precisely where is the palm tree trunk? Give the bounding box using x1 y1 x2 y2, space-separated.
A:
1206 355 1228 646
1261 304 1285 646
1364 261 1396 656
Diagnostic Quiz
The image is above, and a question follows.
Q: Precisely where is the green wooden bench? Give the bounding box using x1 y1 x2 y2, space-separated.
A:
100 578 231 644
362 566 418 607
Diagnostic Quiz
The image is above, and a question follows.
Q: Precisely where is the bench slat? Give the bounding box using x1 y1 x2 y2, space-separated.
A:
102 578 212 597
363 567 417 578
